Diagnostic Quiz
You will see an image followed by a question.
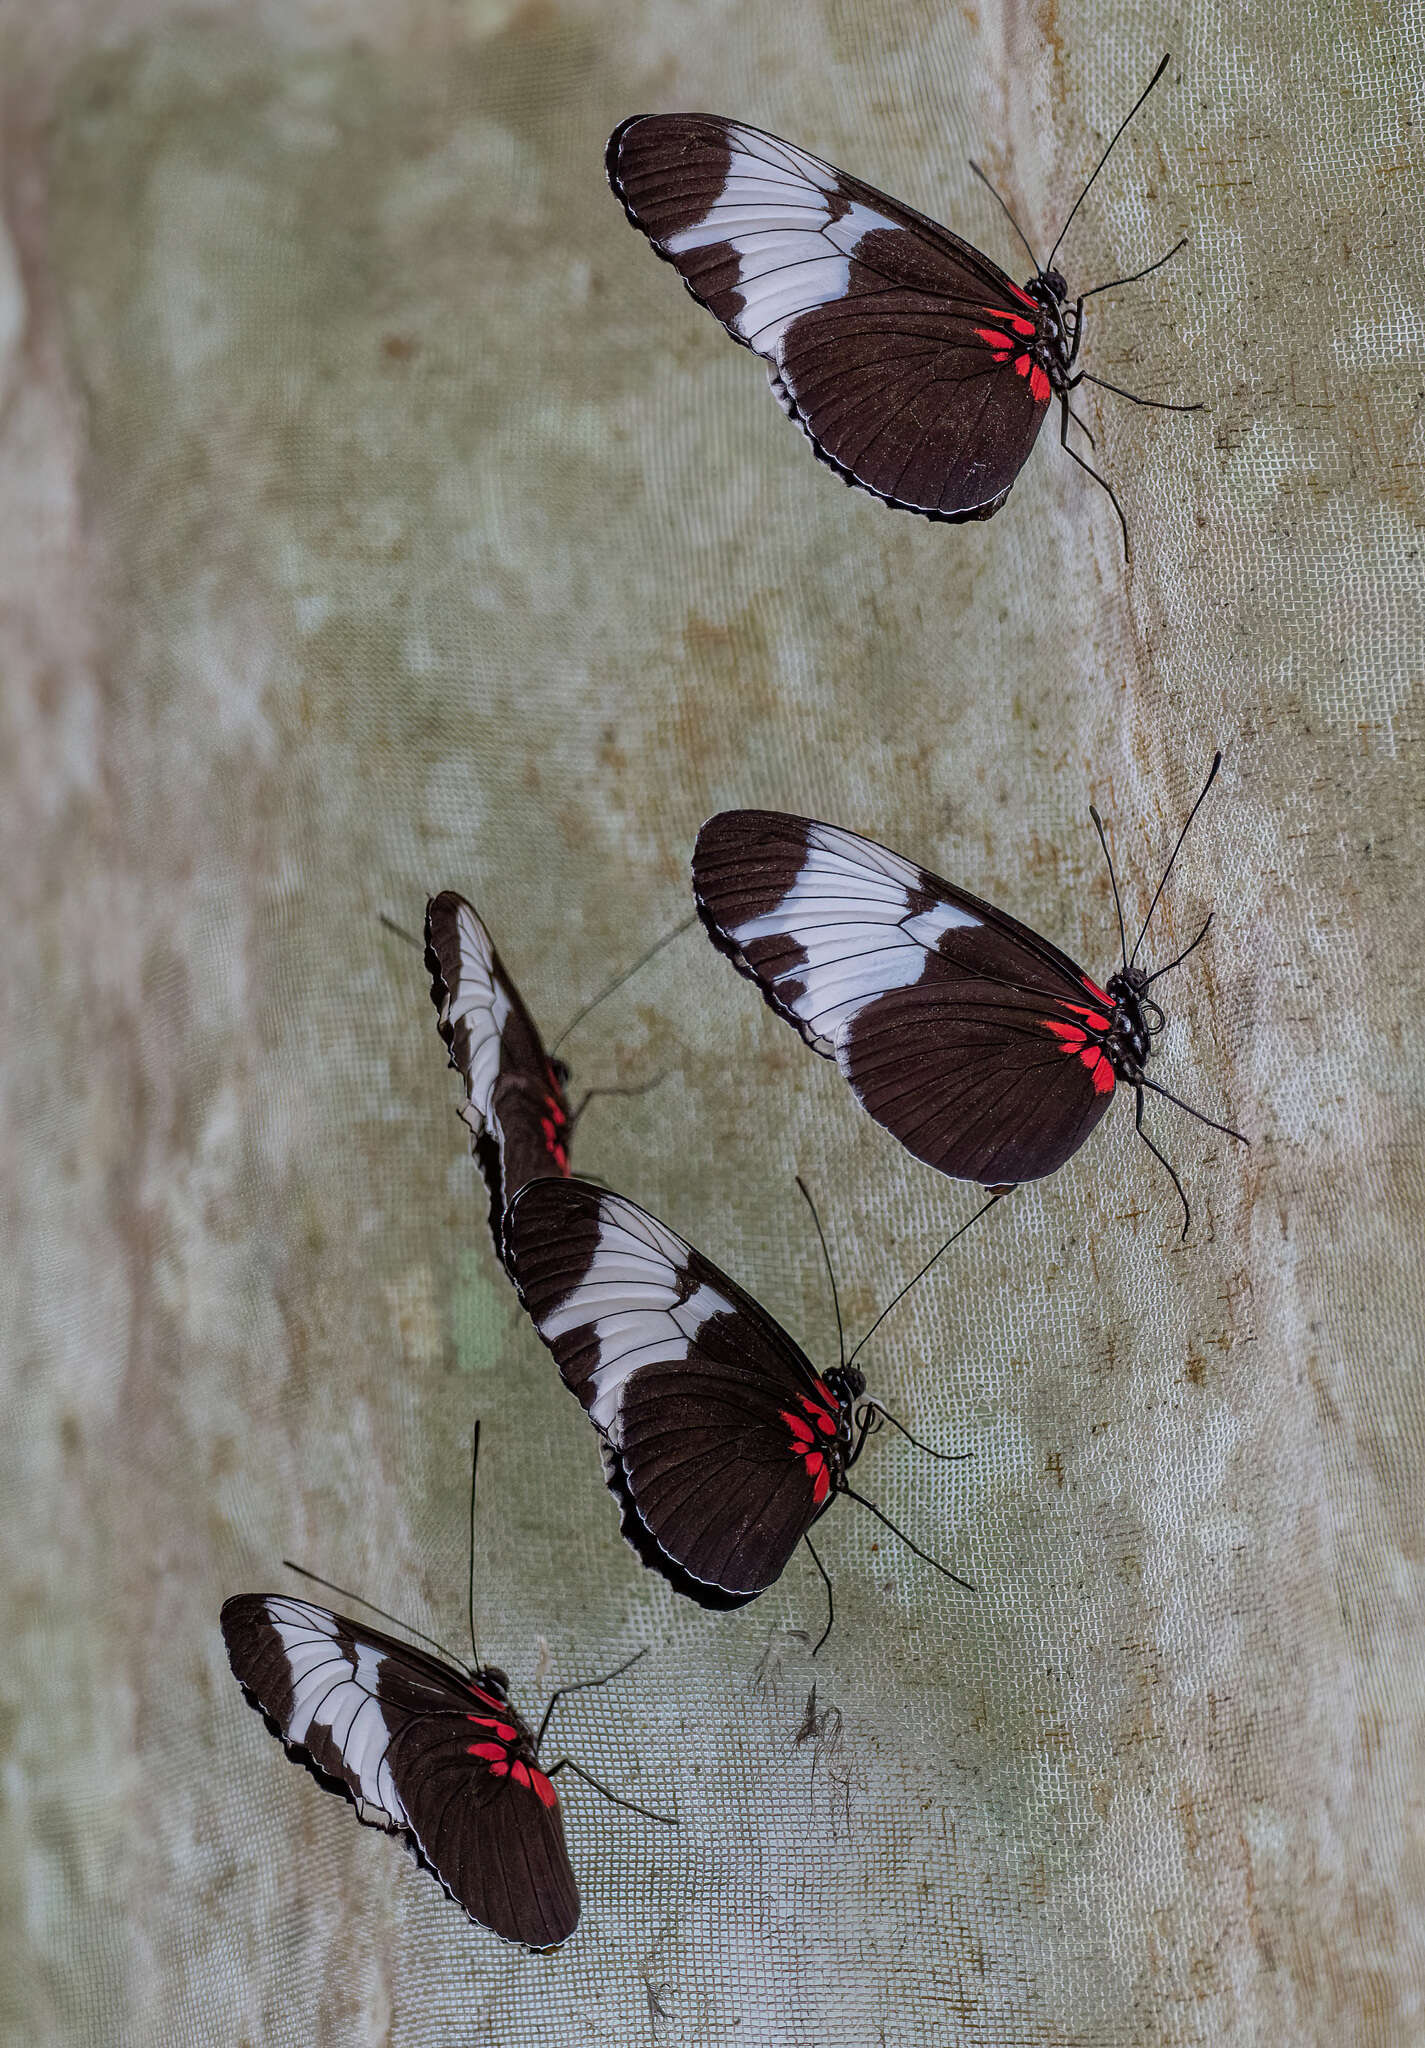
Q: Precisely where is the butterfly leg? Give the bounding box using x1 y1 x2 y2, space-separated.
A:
536 1646 649 1748
1132 1085 1192 1241
378 911 421 949
1057 391 1131 561
1065 404 1098 451
1082 371 1203 413
1065 295 1086 369
804 1533 836 1656
568 1072 669 1135
544 1756 676 1825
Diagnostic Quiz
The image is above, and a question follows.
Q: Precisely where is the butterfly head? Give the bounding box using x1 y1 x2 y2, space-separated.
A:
473 1664 511 1702
825 1365 866 1416
549 1056 572 1091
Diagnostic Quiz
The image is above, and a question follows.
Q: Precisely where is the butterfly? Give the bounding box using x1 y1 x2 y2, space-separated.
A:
424 892 576 1269
689 759 1245 1236
221 1430 670 1948
504 1175 974 1646
221 1594 581 1946
606 58 1194 552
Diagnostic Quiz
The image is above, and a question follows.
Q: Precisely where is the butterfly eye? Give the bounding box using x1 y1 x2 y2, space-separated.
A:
1044 268 1068 299
481 1666 510 1699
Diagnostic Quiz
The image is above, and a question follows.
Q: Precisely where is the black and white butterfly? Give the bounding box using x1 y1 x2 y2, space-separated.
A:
690 762 1245 1235
504 1176 974 1643
221 1431 671 1947
425 892 575 1271
221 1594 584 1947
607 59 1194 551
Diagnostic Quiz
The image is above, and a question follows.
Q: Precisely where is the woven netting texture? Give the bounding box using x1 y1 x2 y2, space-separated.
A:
3 1 1422 2042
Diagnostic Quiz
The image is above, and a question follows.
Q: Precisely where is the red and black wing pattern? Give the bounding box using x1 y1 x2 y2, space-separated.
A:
220 1595 578 1948
607 115 1052 521
424 892 573 1266
505 1178 846 1605
692 810 1119 1187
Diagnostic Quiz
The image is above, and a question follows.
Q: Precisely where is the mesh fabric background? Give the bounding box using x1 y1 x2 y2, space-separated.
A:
3 2 1423 2042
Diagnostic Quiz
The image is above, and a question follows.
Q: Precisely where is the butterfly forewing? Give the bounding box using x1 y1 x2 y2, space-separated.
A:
607 114 1053 520
221 1594 579 1947
506 1178 847 1601
692 810 1119 1185
424 892 573 1266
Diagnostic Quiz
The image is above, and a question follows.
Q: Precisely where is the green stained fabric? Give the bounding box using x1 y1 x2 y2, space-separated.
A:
3 3 1422 2041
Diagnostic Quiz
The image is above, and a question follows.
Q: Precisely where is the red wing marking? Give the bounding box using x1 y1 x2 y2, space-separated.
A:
1029 364 1052 404
1043 1017 1116 1095
541 1089 572 1174
782 1393 839 1502
1060 1001 1113 1034
468 1715 518 1741
530 1769 559 1809
468 1740 508 1762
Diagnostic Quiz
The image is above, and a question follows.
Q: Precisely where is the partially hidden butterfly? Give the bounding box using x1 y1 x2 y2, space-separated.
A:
221 1593 581 1946
690 761 1245 1235
504 1175 972 1643
606 58 1193 551
425 891 574 1269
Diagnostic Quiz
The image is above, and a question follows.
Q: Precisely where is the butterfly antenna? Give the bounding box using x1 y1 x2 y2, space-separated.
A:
1089 803 1129 972
549 913 699 1055
839 1485 976 1594
968 159 1042 272
795 1175 845 1372
1128 751 1222 968
845 1194 1002 1373
1045 53 1172 274
378 912 420 949
281 1560 462 1665
1141 910 1213 988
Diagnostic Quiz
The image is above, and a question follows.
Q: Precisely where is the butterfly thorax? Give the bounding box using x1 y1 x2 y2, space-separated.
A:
1103 968 1153 1079
824 1366 867 1470
1021 269 1074 391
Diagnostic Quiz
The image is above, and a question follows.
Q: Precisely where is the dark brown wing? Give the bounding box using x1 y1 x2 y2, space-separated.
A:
424 892 572 1266
505 1178 844 1600
691 810 1118 1184
220 1595 579 1948
607 114 1051 520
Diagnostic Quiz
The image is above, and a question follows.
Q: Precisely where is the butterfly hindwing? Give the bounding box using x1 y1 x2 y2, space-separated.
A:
424 892 573 1265
607 114 1053 520
506 1178 846 1601
220 1594 579 1948
692 810 1119 1186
